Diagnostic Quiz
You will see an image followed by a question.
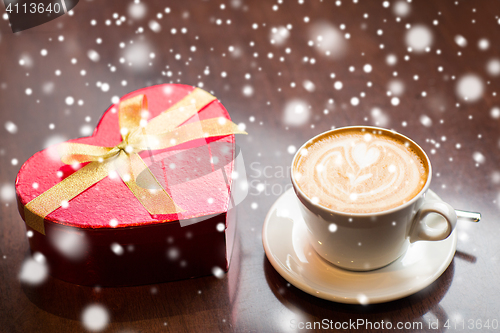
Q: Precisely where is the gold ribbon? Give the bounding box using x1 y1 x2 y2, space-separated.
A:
24 88 246 235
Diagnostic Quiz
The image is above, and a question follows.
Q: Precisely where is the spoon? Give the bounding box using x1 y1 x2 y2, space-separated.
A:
455 210 481 223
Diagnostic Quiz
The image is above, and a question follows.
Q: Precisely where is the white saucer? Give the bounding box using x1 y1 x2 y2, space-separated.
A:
262 188 457 304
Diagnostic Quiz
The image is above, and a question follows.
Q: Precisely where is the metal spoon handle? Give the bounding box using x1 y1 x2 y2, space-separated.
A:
455 210 481 222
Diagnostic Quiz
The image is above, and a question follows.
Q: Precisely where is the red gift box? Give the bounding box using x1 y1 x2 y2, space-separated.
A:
15 84 245 286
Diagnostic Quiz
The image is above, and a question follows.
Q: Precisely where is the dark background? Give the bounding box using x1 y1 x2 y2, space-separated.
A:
1 0 499 332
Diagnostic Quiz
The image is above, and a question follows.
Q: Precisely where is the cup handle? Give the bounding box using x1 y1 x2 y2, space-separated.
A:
409 200 457 243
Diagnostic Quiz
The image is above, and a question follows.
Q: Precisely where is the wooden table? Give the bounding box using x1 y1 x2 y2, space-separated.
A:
1 0 499 332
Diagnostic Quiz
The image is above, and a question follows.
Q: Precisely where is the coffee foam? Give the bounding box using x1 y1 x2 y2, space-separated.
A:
295 129 428 213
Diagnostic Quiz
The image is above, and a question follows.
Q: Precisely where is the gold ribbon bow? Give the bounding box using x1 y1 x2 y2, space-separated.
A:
24 88 246 235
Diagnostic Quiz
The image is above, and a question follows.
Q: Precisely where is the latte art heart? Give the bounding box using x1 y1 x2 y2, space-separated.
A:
295 129 428 213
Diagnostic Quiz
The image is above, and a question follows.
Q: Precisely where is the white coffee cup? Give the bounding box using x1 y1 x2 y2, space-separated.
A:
290 126 457 271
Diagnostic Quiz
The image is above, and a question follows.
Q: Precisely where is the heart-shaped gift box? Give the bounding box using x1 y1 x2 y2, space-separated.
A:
15 84 245 286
